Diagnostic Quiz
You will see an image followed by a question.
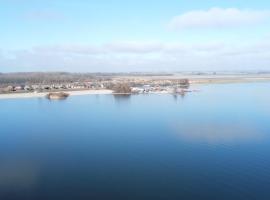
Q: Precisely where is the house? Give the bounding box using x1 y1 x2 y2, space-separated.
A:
14 85 24 91
131 87 144 94
24 85 33 91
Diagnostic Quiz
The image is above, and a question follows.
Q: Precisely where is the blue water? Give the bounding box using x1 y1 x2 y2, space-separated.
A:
1 83 270 200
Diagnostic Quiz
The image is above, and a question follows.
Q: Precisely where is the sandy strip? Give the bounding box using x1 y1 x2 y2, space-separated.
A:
0 90 113 100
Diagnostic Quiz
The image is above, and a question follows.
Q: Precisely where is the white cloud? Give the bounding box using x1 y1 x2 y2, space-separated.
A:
1 40 270 72
105 42 164 54
33 45 105 55
28 42 224 56
31 42 165 55
168 8 270 30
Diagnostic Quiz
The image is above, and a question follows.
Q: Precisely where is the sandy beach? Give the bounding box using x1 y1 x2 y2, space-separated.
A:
0 90 113 100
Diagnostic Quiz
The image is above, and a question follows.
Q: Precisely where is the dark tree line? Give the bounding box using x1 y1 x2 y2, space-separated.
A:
0 72 174 86
0 72 110 86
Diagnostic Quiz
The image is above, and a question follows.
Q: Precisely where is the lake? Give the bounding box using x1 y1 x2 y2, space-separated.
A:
1 83 270 200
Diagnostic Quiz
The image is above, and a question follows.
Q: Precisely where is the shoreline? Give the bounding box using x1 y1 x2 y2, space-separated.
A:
190 77 270 85
0 90 113 100
1 77 270 100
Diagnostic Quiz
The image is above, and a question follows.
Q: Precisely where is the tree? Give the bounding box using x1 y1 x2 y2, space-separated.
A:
113 83 132 93
179 79 190 89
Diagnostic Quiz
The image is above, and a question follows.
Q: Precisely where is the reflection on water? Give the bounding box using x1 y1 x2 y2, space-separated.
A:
172 93 186 101
170 120 263 144
0 161 39 191
1 83 270 199
113 94 131 104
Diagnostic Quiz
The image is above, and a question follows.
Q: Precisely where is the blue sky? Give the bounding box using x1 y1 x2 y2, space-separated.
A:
1 0 270 72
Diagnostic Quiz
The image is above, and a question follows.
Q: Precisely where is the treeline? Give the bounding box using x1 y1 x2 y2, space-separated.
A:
0 72 106 86
0 72 173 86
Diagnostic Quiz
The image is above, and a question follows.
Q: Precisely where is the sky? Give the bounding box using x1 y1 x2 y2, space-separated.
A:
1 0 270 72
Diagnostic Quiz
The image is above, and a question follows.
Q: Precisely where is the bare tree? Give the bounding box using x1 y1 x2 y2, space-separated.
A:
113 83 132 93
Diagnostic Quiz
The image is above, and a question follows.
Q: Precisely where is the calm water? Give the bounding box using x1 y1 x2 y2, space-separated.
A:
1 83 270 200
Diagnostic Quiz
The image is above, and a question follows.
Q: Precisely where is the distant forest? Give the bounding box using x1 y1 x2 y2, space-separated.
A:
0 72 173 86
0 72 98 86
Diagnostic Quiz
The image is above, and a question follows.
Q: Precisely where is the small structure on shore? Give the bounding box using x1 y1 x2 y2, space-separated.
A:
4 85 15 92
46 92 69 100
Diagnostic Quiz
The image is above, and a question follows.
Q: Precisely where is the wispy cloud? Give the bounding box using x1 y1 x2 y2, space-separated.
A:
33 42 165 55
29 42 225 56
33 45 104 55
1 40 270 72
104 42 164 54
24 10 65 21
168 8 270 30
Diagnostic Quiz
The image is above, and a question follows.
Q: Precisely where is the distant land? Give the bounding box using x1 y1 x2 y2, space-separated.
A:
1 71 270 99
1 71 270 85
